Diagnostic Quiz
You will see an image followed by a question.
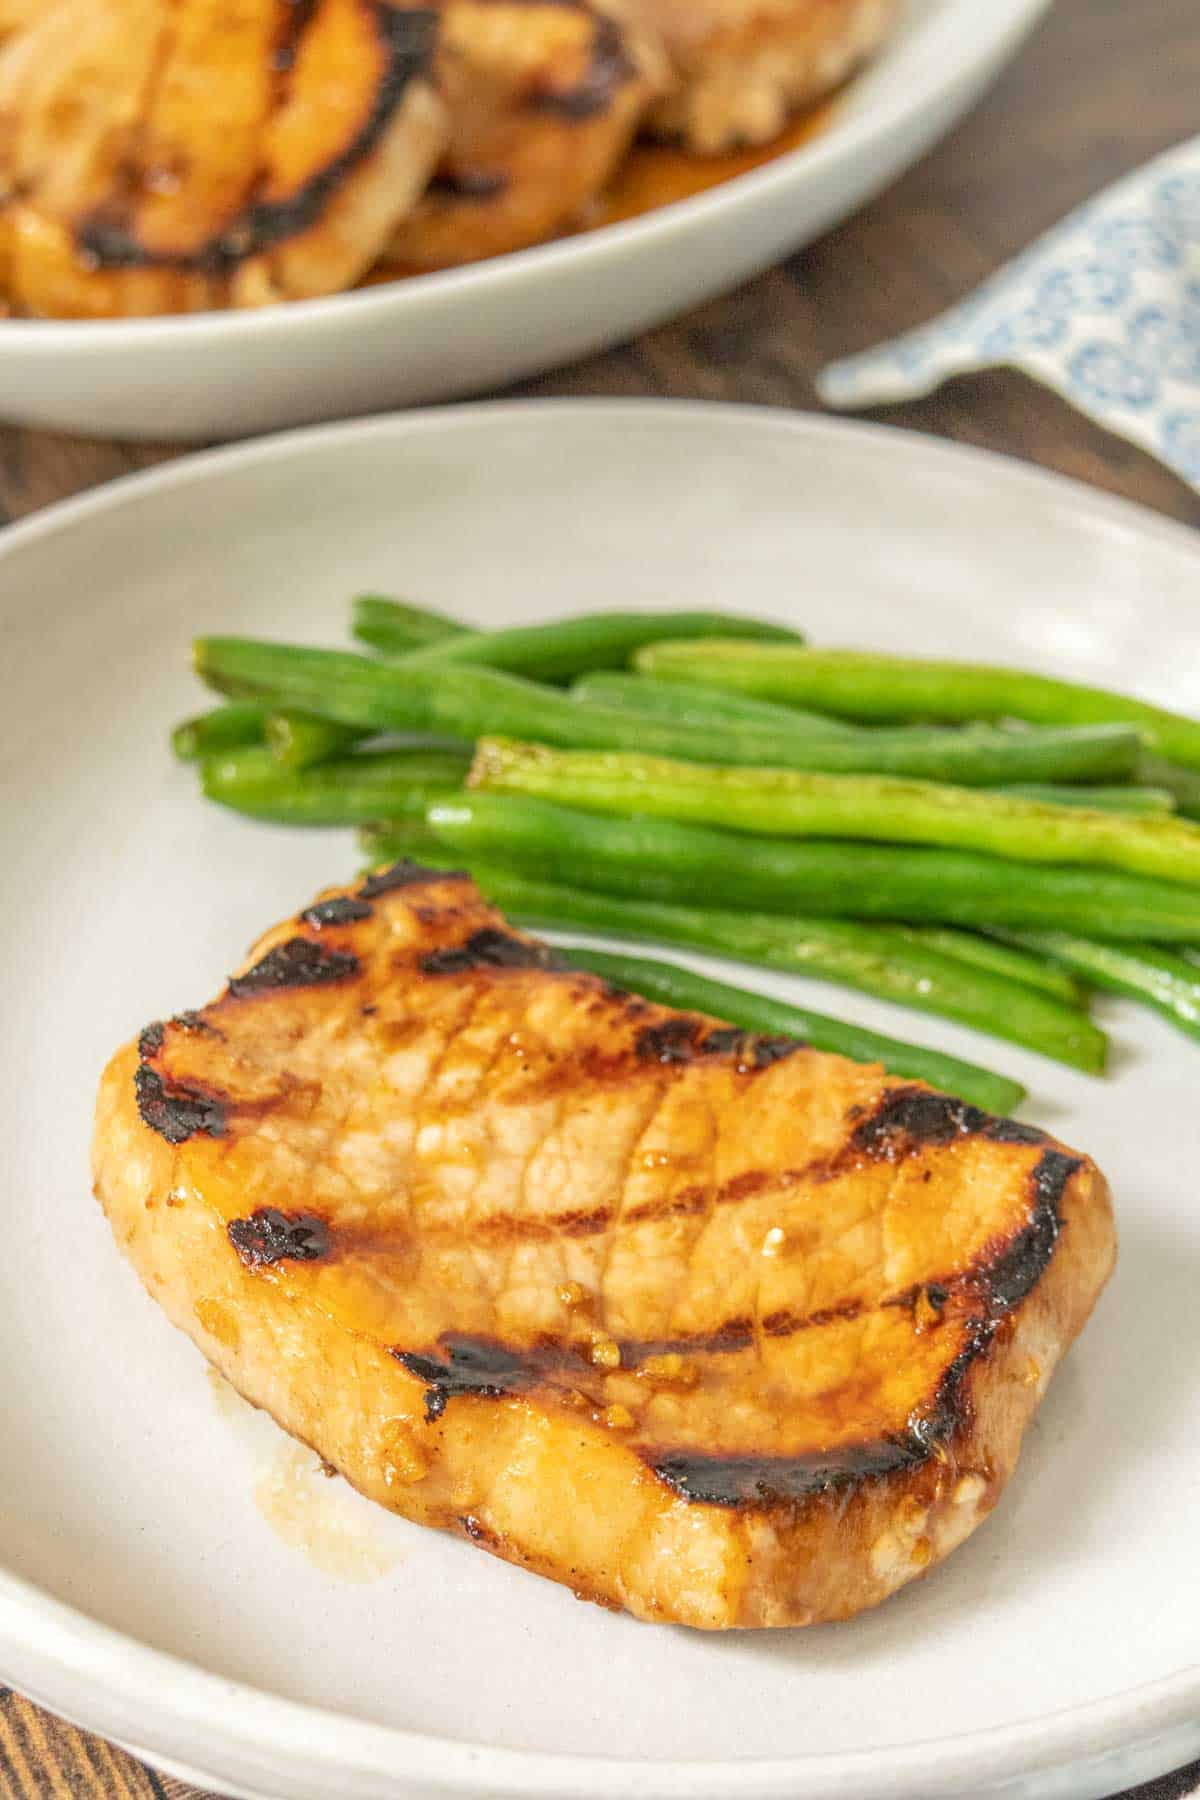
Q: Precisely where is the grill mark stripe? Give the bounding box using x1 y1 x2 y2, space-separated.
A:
360 858 463 898
227 935 359 996
439 0 635 129
428 167 509 201
372 1279 905 1376
420 927 566 975
302 894 373 928
229 1206 331 1267
134 1063 226 1144
987 1148 1078 1310
408 921 815 1086
646 1439 929 1508
273 0 318 77
527 12 635 121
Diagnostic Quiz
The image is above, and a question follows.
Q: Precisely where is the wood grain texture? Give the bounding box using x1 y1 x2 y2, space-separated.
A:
0 1689 216 1798
2 0 1198 1793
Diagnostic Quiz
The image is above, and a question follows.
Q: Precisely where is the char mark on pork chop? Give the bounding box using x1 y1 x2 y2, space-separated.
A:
227 937 361 996
133 1064 227 1146
228 1206 332 1268
526 11 635 119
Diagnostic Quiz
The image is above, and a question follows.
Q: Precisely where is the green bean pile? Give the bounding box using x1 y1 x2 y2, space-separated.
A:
174 596 1200 1116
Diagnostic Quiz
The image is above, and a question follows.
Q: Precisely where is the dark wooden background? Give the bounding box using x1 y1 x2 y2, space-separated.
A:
3 0 1198 1792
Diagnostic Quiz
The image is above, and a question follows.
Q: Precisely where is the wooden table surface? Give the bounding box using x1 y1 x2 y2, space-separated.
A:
4 0 1198 1794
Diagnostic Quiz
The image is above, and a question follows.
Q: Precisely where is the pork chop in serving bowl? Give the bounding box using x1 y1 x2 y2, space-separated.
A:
0 0 885 314
93 857 1115 1630
0 1 1050 437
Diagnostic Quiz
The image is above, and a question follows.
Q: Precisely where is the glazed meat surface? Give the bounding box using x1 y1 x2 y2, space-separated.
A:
388 0 668 271
633 0 899 151
0 0 902 311
93 863 1115 1628
0 0 446 315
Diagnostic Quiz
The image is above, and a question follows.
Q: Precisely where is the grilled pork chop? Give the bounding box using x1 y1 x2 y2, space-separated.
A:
0 0 446 316
387 0 668 271
93 863 1115 1629
634 0 900 152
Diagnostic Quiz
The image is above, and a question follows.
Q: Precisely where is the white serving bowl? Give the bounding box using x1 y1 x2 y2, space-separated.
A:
0 0 1049 442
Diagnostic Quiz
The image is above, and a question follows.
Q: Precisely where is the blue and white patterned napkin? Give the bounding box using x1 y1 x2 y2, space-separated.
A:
817 135 1200 491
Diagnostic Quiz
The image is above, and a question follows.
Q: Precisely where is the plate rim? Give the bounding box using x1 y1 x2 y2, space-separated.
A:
2 398 1198 1800
4 394 1200 573
3 1559 1198 1800
0 0 1051 354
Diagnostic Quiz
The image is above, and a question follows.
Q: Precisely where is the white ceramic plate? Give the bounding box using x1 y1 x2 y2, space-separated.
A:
2 402 1198 1800
0 0 1049 444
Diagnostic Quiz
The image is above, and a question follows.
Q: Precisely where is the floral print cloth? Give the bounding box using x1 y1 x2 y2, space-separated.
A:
817 135 1200 492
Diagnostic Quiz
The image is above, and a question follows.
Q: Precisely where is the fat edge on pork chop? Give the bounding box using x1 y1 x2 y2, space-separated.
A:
92 861 1116 1629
